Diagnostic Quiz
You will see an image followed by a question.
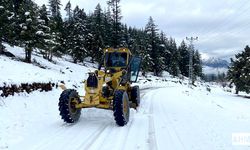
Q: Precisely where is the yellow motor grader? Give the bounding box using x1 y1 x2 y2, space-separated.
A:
58 48 141 126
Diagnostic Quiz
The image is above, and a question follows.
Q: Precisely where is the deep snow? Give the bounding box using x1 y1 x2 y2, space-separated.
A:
0 44 250 150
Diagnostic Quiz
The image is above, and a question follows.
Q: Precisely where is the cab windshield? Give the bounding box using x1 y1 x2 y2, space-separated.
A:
105 52 127 67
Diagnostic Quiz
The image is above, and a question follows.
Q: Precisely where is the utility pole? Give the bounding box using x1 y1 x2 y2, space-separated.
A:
186 37 198 87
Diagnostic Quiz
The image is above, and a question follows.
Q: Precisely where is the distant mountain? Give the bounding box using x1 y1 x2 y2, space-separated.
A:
202 57 229 68
202 57 229 74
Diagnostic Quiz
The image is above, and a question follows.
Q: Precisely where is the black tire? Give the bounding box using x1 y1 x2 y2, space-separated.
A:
113 90 130 126
58 89 81 123
131 86 140 107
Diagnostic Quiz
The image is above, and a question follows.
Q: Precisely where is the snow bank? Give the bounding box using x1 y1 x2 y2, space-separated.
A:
1 43 95 89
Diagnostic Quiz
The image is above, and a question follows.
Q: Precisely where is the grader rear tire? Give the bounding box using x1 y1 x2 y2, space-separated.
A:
58 89 81 123
131 86 140 107
113 90 130 126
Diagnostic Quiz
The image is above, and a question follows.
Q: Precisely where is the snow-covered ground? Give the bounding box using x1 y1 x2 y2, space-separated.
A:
1 44 250 150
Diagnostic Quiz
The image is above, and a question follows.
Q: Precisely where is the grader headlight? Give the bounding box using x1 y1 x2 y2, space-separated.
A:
89 88 96 94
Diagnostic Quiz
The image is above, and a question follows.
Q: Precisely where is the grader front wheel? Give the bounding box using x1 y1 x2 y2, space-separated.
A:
113 90 130 126
58 89 81 123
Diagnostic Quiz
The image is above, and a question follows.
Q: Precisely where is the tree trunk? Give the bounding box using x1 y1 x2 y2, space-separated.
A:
235 90 239 94
48 49 53 61
142 71 145 76
25 47 32 63
28 49 31 63
235 86 239 94
73 57 77 64
154 70 157 76
0 42 4 54
25 49 28 61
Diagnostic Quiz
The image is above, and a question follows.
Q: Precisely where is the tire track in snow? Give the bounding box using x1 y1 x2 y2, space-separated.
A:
146 87 186 150
66 107 135 150
41 90 142 150
121 108 145 150
120 115 135 150
75 123 110 150
154 87 189 149
81 99 137 150
94 92 149 150
147 91 158 150
62 123 109 150
138 88 159 150
160 103 186 149
26 88 162 150
140 86 171 93
30 118 111 150
32 122 101 150
91 125 116 150
76 114 135 150
20 123 79 150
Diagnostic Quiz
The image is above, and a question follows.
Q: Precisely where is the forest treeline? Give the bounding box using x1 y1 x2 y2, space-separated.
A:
0 0 202 78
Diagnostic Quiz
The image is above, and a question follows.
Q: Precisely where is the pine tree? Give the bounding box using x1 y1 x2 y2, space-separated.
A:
13 0 24 16
64 1 72 21
145 16 161 76
159 32 170 72
36 4 52 60
63 3 75 60
127 27 135 51
71 7 87 63
84 13 95 62
129 28 148 75
48 0 63 60
0 1 9 53
92 4 105 63
17 0 39 63
107 0 122 48
103 8 112 47
120 24 129 47
49 0 61 18
39 4 49 27
64 6 87 63
169 38 180 76
193 50 203 79
178 40 189 77
135 29 148 75
228 45 250 94
0 1 16 48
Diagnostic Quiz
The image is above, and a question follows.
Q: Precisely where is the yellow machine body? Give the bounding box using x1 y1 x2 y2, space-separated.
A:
75 48 133 110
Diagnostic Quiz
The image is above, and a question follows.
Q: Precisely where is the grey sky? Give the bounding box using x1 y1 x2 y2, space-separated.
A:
34 0 250 60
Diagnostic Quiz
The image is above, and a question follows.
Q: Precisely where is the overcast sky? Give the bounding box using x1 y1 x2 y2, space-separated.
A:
34 0 250 60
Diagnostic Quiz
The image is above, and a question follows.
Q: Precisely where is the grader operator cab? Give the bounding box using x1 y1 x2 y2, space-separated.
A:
58 48 141 126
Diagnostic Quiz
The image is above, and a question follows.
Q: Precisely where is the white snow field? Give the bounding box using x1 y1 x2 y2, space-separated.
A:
1 44 250 150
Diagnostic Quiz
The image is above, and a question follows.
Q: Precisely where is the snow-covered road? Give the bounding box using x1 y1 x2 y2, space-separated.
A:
1 85 250 150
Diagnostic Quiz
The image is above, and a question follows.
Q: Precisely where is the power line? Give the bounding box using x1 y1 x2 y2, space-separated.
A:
195 1 250 55
198 0 250 36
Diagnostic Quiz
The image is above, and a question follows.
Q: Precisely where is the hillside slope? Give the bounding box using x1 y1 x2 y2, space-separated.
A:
0 44 96 88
